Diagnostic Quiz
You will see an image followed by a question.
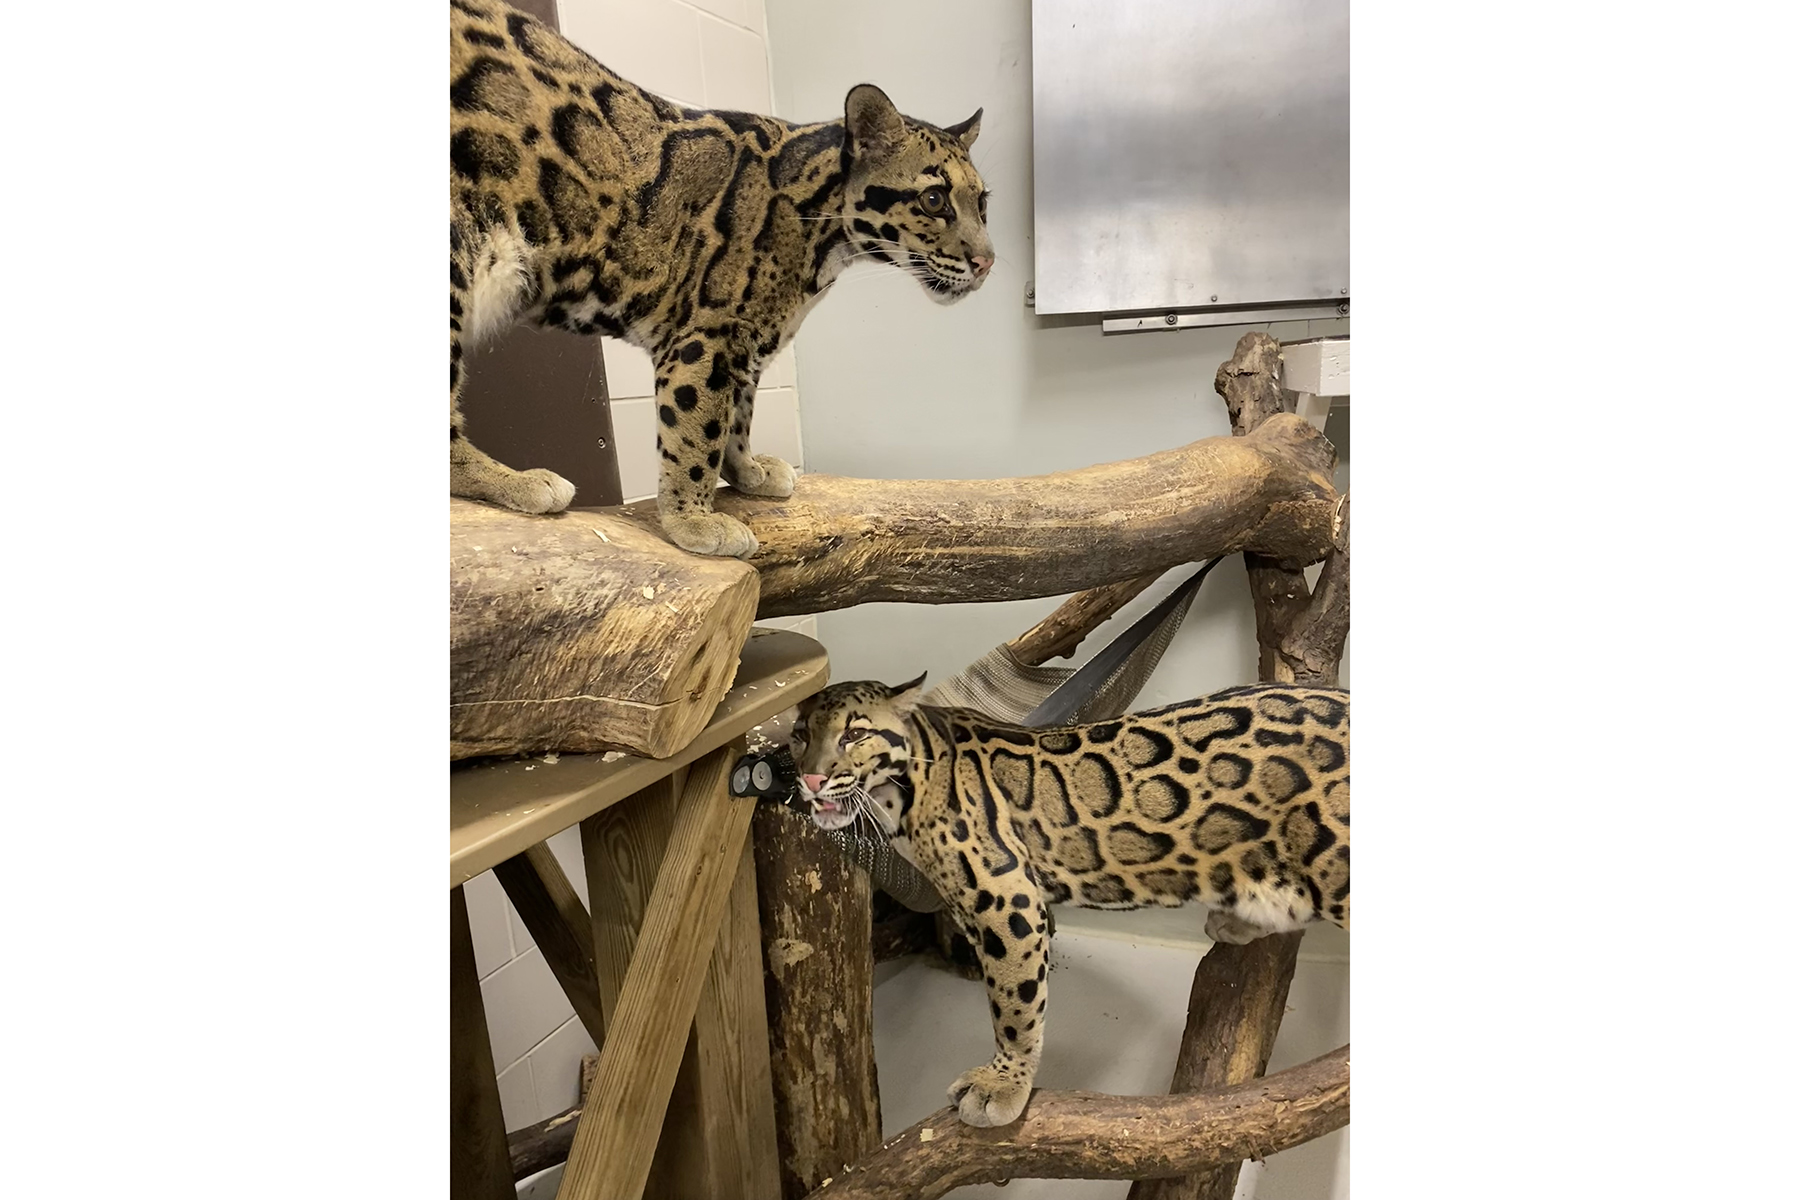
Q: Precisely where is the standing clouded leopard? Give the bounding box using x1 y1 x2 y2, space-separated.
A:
791 676 1350 1127
449 1 993 557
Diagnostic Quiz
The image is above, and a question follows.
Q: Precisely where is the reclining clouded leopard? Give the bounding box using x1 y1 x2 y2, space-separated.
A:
790 675 1351 1127
450 1 993 557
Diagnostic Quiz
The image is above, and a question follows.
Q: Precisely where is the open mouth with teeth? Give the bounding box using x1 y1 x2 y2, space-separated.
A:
809 795 858 830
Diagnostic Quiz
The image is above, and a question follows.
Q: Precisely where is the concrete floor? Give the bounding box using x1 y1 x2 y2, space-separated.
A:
872 914 1350 1200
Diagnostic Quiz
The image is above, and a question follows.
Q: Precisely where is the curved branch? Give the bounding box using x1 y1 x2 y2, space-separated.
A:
804 1045 1349 1200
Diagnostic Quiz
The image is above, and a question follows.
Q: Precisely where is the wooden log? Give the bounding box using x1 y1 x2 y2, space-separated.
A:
730 415 1335 616
450 497 759 761
508 1104 584 1183
493 843 607 1052
752 801 883 1199
559 744 755 1200
1125 935 1304 1200
804 1046 1350 1200
451 887 516 1200
454 416 1337 632
1132 331 1352 1200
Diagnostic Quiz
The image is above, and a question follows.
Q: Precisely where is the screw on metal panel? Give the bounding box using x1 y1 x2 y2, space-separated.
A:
1337 302 1349 316
1210 294 1219 302
1340 287 1349 294
1024 282 1035 305
597 437 608 449
1164 313 1178 326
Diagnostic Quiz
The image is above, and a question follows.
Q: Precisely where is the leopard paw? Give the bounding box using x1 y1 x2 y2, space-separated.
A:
1204 909 1272 946
948 1061 1031 1127
725 453 796 499
515 468 576 514
662 510 759 559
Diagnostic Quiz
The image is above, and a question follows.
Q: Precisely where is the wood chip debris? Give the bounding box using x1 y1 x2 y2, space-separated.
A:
641 585 655 599
591 527 610 543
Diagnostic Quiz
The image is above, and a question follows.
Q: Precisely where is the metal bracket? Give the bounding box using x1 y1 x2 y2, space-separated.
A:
1102 301 1348 335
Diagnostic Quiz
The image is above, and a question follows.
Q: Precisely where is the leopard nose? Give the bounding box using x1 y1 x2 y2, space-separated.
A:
801 773 827 792
970 254 994 277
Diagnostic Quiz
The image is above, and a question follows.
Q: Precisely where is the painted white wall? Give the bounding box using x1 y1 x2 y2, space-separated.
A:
462 0 811 1135
765 1 1349 1195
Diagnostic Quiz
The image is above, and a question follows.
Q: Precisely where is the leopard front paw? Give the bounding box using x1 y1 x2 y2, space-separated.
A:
661 510 759 559
725 453 796 499
1204 908 1271 945
518 468 577 514
948 1060 1031 1127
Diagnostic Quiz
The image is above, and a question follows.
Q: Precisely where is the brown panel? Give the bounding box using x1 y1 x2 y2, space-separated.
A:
508 0 560 28
457 324 624 510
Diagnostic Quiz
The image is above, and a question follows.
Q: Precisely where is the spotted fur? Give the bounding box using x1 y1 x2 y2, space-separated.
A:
791 676 1350 1127
449 1 993 556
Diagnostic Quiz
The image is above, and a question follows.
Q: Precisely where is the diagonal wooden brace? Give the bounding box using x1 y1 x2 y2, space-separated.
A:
554 743 759 1200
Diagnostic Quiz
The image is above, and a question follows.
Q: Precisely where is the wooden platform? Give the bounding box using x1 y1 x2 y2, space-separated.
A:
450 628 829 1200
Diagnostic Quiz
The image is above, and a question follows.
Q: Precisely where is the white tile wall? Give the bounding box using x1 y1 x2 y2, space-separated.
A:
698 15 772 111
560 0 705 104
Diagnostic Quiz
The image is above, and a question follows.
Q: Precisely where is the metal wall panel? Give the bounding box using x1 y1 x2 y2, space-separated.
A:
1031 0 1349 317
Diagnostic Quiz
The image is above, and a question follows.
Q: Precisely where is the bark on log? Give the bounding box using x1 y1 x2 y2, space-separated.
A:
449 497 759 761
597 416 1337 618
753 802 883 1199
507 1104 582 1182
1133 331 1352 1200
803 1046 1349 1200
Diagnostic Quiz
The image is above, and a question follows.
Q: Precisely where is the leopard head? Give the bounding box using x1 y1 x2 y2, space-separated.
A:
842 85 992 304
788 673 926 833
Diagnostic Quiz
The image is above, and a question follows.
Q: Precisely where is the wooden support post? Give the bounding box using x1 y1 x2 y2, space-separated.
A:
753 801 883 1199
557 743 762 1200
451 886 516 1200
581 773 696 1198
685 830 784 1198
494 843 607 1052
1131 331 1351 1200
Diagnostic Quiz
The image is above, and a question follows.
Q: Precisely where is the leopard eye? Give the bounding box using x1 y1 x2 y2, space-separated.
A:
977 190 989 221
920 187 949 216
838 729 869 750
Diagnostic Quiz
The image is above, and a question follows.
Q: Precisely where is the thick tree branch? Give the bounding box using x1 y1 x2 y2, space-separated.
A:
594 416 1337 617
802 1046 1349 1200
1133 331 1351 1200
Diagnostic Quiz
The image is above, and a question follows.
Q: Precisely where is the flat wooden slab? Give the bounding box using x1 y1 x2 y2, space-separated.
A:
450 629 827 886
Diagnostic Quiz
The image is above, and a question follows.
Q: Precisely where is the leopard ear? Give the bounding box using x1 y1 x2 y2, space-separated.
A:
944 107 982 149
887 672 928 714
845 84 906 159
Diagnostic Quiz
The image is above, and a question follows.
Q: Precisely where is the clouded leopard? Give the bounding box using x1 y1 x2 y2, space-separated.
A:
450 1 994 557
791 675 1351 1127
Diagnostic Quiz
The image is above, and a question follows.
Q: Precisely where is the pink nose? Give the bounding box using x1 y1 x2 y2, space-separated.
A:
801 774 827 792
970 255 994 277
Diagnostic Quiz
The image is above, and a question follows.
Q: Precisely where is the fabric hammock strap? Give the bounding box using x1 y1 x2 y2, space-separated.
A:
1021 556 1224 727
